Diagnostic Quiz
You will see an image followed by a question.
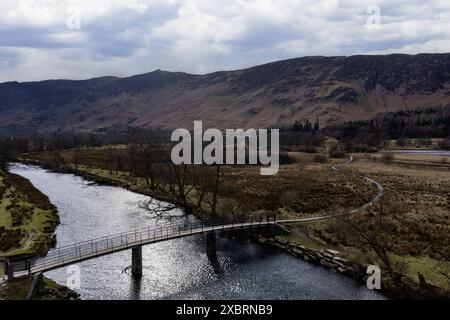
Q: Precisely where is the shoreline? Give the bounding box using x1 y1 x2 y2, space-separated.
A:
0 167 79 300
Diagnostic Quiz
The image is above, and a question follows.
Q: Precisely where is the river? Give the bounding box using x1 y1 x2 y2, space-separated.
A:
10 163 384 300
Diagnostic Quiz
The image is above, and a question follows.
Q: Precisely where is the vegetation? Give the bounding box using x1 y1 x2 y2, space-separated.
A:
0 170 59 257
0 276 79 300
325 106 450 150
280 119 326 152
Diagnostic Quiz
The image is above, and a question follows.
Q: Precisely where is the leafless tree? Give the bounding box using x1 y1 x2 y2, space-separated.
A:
73 148 81 169
207 165 222 217
126 130 224 219
339 200 406 280
45 150 67 169
128 129 165 190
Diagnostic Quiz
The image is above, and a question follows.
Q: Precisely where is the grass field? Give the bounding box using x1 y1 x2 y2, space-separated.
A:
306 154 450 290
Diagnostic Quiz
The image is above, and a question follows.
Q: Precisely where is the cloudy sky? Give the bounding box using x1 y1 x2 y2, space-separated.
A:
1 0 449 82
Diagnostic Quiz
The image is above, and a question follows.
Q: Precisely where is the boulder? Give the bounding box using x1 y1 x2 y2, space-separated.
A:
320 259 336 269
274 236 288 245
333 256 348 264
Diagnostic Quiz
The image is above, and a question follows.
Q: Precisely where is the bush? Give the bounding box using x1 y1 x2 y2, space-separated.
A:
0 227 23 251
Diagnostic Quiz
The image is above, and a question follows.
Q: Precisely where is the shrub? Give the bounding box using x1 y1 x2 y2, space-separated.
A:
0 227 23 251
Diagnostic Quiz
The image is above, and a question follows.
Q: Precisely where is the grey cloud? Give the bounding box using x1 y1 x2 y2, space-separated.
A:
0 0 449 82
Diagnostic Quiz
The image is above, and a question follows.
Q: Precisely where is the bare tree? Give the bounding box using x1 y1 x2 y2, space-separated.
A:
45 150 67 170
339 200 406 280
128 129 165 190
207 165 222 217
73 148 81 169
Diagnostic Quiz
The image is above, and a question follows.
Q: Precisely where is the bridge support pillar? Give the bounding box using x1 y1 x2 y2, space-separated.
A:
131 246 142 278
206 232 217 260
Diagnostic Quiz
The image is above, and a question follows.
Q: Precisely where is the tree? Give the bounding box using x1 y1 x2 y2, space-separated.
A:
207 165 222 217
304 119 312 132
128 129 165 190
313 117 320 132
338 200 406 280
292 121 304 132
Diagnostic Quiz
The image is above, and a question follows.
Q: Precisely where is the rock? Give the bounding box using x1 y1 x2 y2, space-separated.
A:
258 237 267 244
320 259 336 269
274 236 288 245
273 243 286 250
331 260 345 269
325 249 339 255
305 253 318 262
337 267 347 274
333 256 348 264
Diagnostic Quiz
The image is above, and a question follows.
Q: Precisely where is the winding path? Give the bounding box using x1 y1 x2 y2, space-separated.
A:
277 155 384 223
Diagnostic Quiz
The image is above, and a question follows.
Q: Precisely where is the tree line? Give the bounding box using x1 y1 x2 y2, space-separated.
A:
325 106 450 145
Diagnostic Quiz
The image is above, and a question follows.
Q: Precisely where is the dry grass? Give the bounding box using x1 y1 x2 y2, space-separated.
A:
303 154 450 291
220 163 373 217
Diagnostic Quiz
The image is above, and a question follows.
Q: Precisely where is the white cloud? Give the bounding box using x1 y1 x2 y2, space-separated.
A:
1 0 449 82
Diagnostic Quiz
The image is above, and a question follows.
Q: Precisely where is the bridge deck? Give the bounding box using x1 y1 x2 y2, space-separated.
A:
7 219 276 276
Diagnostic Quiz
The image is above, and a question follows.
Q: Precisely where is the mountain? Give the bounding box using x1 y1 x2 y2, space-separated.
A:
1 53 450 134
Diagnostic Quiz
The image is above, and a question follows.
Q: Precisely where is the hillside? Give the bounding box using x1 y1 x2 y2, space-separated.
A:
1 53 450 134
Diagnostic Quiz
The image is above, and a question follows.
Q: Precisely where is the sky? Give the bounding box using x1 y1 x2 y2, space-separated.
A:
1 0 449 82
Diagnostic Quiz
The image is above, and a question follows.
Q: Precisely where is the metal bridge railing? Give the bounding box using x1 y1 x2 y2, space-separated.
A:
7 216 276 275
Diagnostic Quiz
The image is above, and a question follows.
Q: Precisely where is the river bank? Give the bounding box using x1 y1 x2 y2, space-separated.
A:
0 170 59 257
0 168 79 300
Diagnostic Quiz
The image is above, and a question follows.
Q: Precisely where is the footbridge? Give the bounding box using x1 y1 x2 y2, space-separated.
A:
4 217 279 279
